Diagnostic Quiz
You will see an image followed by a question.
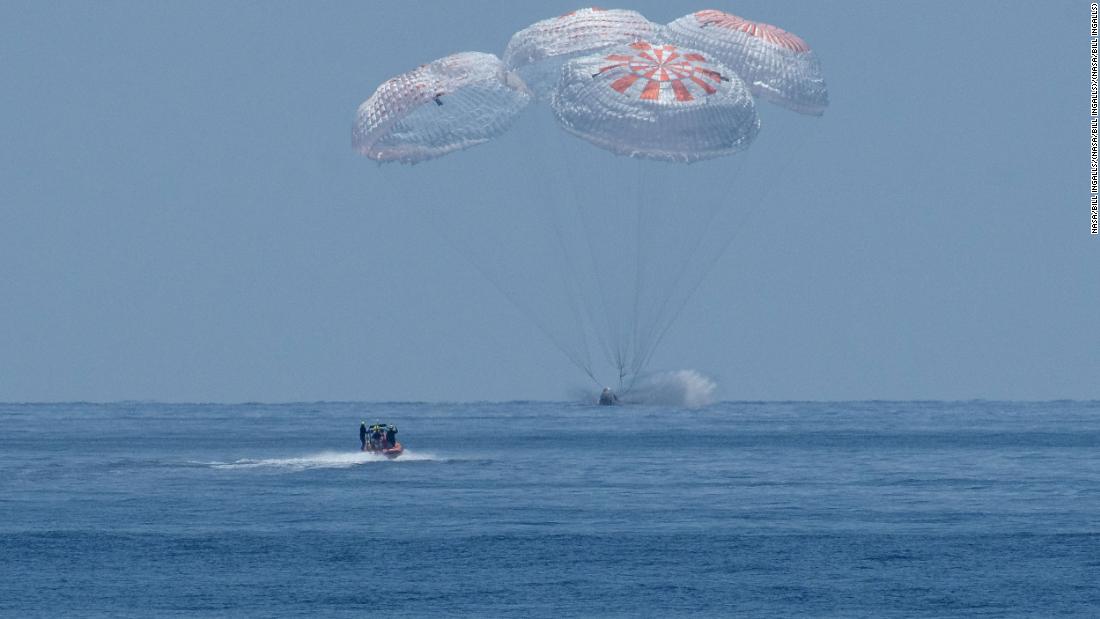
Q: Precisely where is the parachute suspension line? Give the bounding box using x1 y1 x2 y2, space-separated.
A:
554 134 607 373
617 158 728 388
379 163 597 387
449 235 599 387
635 123 826 376
533 112 619 387
637 178 755 374
629 158 668 388
537 113 630 387
556 131 619 380
356 24 828 394
627 157 646 389
417 160 596 388
533 110 597 379
625 157 660 388
550 221 595 377
631 156 747 378
548 195 602 384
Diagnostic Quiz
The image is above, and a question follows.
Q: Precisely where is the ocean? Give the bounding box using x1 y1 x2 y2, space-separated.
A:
1 400 1097 617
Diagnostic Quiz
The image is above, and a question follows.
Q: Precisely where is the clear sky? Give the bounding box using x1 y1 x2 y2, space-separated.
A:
0 1 1094 402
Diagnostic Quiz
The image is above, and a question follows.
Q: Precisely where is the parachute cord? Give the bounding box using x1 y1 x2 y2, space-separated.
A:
570 165 617 375
628 157 646 385
372 163 596 386
580 364 602 389
445 232 601 387
634 122 825 376
558 133 618 376
620 161 647 378
411 119 602 388
617 154 734 384
635 161 688 381
540 113 621 386
530 113 610 386
629 155 745 379
536 113 597 376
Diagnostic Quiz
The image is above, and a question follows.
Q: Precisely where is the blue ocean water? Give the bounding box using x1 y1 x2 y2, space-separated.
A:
1 400 1097 617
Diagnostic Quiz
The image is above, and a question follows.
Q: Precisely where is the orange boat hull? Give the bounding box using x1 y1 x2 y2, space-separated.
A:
364 442 403 459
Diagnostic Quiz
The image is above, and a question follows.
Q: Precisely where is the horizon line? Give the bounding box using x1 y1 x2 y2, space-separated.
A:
2 398 1098 406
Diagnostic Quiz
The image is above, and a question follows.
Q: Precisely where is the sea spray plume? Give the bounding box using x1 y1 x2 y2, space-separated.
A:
619 370 717 408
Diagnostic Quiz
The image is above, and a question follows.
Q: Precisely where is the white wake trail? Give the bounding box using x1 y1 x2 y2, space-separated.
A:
207 450 437 471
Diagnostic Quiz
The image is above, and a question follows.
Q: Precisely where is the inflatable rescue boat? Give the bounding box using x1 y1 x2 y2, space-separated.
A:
366 442 403 459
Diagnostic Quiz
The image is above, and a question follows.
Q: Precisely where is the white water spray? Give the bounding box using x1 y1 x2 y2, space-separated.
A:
206 450 438 471
619 369 717 408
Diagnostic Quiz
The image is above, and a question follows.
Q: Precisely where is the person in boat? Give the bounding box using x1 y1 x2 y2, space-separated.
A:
370 424 384 450
598 387 619 406
359 421 368 451
385 424 397 448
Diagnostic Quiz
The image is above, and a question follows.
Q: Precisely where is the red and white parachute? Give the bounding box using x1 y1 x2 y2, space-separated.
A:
664 10 828 116
352 8 828 391
353 8 827 164
353 52 531 164
503 8 658 99
552 40 759 162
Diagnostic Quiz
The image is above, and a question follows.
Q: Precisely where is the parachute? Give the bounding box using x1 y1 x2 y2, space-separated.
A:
537 39 760 386
552 40 759 162
664 10 828 115
353 52 531 164
503 8 658 99
354 8 828 393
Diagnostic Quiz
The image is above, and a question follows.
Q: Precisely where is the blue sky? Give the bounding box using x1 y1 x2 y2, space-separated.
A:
0 1 1094 402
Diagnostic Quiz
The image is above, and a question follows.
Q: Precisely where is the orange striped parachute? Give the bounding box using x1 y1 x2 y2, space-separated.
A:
352 9 827 392
552 40 759 162
664 10 828 115
352 9 828 166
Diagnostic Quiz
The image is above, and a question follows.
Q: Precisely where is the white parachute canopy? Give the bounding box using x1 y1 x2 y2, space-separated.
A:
353 51 531 164
524 39 762 387
552 40 759 162
503 7 658 100
352 10 828 393
664 10 828 116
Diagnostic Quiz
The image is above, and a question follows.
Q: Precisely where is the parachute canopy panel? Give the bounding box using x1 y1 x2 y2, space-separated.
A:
664 10 828 116
353 52 531 164
551 41 759 163
503 8 658 99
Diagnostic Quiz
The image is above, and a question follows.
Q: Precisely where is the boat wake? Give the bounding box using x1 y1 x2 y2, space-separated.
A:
205 450 438 471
